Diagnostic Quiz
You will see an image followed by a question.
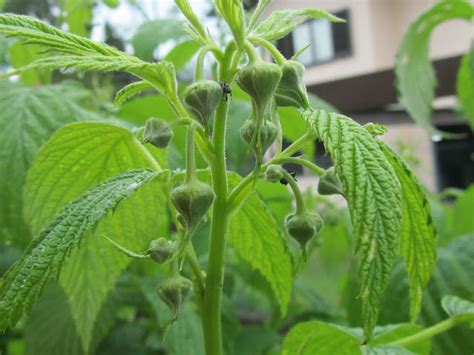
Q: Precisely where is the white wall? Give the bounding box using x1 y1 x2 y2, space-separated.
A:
267 0 473 85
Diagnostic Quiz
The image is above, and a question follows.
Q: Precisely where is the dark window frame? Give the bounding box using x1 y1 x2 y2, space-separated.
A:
278 9 352 67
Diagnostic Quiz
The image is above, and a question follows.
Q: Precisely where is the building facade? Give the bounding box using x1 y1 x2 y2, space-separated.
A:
265 0 473 191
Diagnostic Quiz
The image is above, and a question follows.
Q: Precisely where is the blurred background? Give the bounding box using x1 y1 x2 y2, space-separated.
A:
0 1 473 354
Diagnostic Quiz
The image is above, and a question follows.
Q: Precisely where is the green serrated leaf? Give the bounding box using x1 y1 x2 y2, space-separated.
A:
395 0 474 134
282 320 361 355
0 81 101 247
303 109 402 339
24 280 117 355
228 173 293 316
379 142 437 322
442 295 474 323
0 14 177 94
114 80 154 106
456 46 474 129
0 169 158 331
22 122 168 351
24 282 84 355
252 8 344 42
247 0 273 34
278 94 338 160
377 235 474 354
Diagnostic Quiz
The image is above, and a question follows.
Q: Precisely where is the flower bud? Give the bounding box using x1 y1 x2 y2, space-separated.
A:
148 238 177 264
170 181 215 229
274 60 310 109
265 164 285 183
285 212 323 257
318 167 344 196
236 61 282 118
158 274 193 317
143 118 173 148
184 80 222 129
240 119 278 156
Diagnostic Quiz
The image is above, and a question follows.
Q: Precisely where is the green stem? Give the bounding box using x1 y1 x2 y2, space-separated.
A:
244 40 259 63
281 169 306 214
202 100 229 355
195 45 221 80
185 123 197 183
278 131 313 158
227 133 314 209
272 157 325 176
390 318 459 347
248 36 286 64
186 245 204 293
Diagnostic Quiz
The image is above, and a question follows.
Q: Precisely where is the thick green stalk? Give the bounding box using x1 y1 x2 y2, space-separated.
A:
390 317 461 348
202 100 229 355
185 123 197 183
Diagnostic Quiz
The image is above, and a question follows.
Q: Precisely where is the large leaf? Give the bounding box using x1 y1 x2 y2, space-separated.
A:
131 19 186 61
24 281 117 355
0 80 101 247
252 8 344 41
441 295 474 324
456 46 474 129
379 142 437 321
282 320 361 355
395 0 473 133
303 109 402 338
23 122 168 351
0 169 158 331
377 235 474 354
8 41 51 85
62 0 93 37
164 39 200 71
228 174 293 316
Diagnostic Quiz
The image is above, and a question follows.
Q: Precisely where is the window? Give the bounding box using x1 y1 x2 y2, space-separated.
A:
433 123 474 190
278 9 351 66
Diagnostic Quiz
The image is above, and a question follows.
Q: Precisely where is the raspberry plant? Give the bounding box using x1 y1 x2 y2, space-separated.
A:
0 1 473 354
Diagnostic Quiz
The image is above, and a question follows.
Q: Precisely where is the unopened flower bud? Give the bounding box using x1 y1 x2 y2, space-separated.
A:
143 118 173 148
318 167 344 196
148 238 177 264
275 60 310 109
170 181 215 229
184 80 222 129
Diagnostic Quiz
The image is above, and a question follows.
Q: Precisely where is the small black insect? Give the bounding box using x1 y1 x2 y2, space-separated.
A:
280 171 297 185
220 81 232 101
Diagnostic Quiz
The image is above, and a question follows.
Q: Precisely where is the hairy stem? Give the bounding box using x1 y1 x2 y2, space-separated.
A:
202 100 229 355
248 36 286 64
185 123 197 183
227 133 315 209
281 169 306 214
271 157 325 176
